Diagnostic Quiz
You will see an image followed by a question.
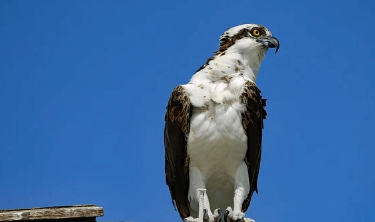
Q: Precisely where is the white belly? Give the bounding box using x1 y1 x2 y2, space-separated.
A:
187 102 247 211
180 51 257 216
182 72 251 214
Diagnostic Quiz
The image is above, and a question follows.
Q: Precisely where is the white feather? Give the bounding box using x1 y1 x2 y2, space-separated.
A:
182 24 271 217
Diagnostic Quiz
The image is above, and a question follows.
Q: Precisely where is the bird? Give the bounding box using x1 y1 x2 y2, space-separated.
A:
164 24 279 222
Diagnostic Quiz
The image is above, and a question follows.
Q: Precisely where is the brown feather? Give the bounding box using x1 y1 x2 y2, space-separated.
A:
196 28 252 73
165 85 192 219
240 81 267 212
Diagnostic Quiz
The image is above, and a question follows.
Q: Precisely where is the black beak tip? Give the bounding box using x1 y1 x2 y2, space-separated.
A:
271 37 279 54
275 46 279 54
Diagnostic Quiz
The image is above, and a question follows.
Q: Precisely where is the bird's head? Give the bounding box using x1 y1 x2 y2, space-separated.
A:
217 24 279 63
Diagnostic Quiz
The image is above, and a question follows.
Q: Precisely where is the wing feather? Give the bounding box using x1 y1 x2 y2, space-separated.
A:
164 85 192 219
240 81 267 212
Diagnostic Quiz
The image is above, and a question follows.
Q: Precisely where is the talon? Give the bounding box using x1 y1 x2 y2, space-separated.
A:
218 209 224 222
224 207 232 222
203 209 208 221
225 206 233 214
224 211 229 222
213 208 220 222
230 212 245 222
217 208 222 217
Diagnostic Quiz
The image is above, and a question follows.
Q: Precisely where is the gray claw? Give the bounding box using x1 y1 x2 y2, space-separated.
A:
203 209 208 221
224 211 229 222
224 207 233 222
218 209 224 222
218 208 222 217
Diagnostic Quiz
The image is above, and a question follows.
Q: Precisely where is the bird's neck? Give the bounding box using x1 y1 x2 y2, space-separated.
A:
224 45 266 78
191 49 264 84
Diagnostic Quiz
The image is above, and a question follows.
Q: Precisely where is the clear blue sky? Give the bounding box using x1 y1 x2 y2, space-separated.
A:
0 1 374 221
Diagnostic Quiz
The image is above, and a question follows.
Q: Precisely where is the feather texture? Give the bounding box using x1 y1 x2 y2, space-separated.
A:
165 23 276 220
165 85 192 218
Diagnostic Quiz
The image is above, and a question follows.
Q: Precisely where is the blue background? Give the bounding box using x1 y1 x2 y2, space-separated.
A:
0 1 374 221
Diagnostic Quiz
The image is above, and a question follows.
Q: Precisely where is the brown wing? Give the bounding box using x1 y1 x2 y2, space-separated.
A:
164 85 192 219
240 81 267 212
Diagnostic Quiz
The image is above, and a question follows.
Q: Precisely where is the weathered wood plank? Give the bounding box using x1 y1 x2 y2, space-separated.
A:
12 217 97 222
0 205 103 221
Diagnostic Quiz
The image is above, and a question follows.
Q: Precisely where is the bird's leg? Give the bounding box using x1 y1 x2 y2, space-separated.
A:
184 190 214 222
201 189 215 222
185 189 208 222
231 186 246 222
229 163 255 222
185 167 214 222
198 189 206 222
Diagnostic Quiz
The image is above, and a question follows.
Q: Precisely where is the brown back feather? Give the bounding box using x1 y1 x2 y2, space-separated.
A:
164 85 192 219
240 81 267 212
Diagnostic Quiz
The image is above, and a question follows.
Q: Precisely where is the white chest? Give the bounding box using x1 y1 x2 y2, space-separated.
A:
184 77 248 178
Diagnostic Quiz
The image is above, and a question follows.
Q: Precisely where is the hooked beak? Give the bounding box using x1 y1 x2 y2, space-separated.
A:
257 36 280 53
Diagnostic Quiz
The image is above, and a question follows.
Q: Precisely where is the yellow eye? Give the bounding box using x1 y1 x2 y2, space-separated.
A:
252 29 260 37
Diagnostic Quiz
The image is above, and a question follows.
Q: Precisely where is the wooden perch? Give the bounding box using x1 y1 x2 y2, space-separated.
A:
0 205 103 222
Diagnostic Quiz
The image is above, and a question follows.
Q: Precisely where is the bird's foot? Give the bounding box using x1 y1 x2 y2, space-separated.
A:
183 209 215 222
203 209 215 222
231 211 245 222
223 207 255 222
184 216 200 222
224 207 233 222
213 208 225 222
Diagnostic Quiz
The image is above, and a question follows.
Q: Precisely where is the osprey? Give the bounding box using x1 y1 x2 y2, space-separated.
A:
165 24 279 222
